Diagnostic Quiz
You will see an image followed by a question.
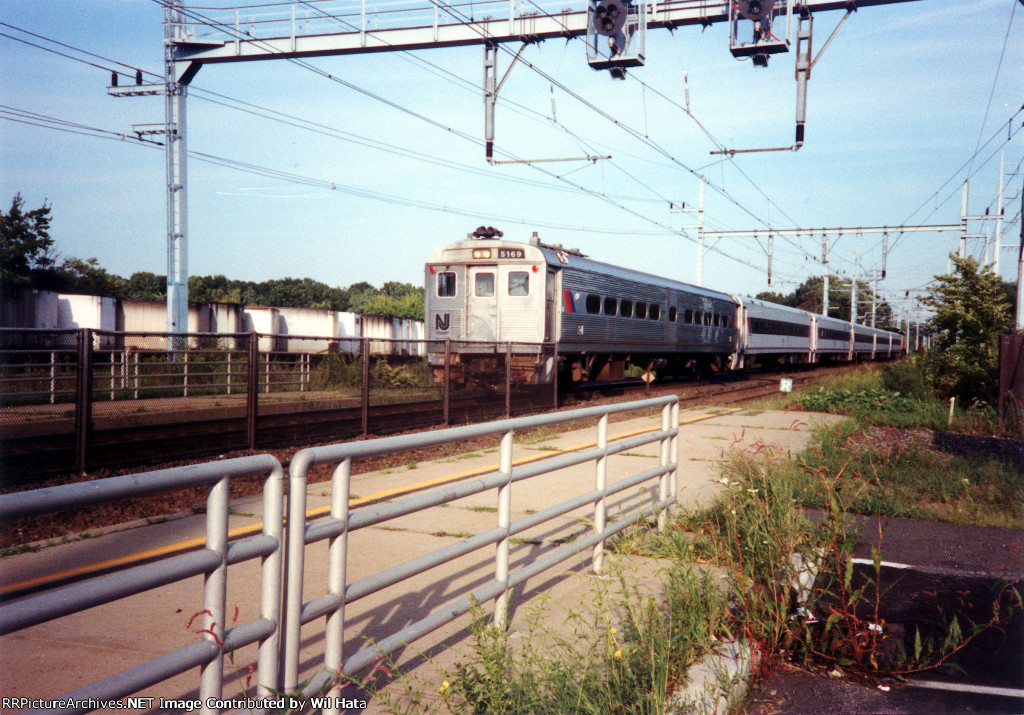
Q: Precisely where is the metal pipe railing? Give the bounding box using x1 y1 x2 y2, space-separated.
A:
0 455 285 715
281 396 679 711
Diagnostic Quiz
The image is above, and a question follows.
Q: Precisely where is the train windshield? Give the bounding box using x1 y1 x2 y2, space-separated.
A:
437 272 456 297
475 272 495 297
508 272 529 296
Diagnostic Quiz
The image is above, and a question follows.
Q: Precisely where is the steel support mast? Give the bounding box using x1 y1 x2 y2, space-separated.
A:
165 1 189 337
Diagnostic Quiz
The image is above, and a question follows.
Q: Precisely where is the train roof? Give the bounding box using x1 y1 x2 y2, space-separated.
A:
427 236 736 303
736 296 815 320
532 242 736 302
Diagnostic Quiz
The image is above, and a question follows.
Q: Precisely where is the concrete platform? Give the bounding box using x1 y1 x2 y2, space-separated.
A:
0 408 840 714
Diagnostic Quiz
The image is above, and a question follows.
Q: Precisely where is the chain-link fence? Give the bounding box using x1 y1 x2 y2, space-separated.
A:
0 328 81 446
1 329 559 482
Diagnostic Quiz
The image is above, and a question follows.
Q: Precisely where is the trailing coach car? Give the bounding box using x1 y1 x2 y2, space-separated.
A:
425 231 904 386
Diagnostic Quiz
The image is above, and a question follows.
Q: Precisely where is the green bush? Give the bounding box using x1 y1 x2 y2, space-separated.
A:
309 353 363 390
880 357 931 401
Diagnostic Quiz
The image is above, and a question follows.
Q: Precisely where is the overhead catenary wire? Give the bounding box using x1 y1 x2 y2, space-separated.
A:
0 21 674 207
0 105 682 239
148 0 796 276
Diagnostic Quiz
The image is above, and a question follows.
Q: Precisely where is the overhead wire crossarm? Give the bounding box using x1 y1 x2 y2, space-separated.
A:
166 0 924 66
701 223 962 239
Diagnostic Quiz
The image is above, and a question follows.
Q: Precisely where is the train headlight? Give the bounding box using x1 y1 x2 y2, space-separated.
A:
472 249 492 259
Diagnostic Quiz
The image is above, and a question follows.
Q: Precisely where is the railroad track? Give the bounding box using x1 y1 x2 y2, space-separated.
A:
0 365 838 486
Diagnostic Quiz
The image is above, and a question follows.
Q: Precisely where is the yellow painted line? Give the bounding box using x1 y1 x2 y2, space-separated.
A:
1 409 738 597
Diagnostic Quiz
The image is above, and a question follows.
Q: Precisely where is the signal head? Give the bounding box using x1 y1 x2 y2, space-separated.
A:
592 0 628 37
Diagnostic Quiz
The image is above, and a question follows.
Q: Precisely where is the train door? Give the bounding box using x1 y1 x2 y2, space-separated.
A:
546 268 562 343
467 266 498 341
730 301 746 370
809 315 818 363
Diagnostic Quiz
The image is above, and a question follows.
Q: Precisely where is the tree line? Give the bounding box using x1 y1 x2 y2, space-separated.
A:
0 194 424 320
755 276 897 328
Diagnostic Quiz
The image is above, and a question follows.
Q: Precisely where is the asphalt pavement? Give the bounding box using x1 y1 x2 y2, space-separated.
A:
745 517 1024 715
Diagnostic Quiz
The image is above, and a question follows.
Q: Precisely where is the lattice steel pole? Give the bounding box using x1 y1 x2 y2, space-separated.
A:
165 1 189 338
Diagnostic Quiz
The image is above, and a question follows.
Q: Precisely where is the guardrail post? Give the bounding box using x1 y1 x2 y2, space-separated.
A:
199 474 230 712
494 429 513 629
670 401 679 501
505 342 512 418
443 339 451 427
282 456 310 692
258 461 285 701
593 412 608 574
552 343 559 410
50 350 56 405
75 328 93 475
361 338 370 436
324 457 352 714
247 332 259 451
658 403 671 532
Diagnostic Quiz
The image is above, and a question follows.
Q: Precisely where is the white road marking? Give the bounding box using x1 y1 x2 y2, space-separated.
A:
909 679 1024 700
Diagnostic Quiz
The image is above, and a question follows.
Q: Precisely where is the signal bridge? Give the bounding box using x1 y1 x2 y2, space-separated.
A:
113 0 926 336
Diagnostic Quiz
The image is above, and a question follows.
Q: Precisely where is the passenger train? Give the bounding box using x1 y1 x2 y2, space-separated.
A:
424 230 904 386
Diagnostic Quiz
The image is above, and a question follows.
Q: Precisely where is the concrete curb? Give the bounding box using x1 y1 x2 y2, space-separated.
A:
668 550 822 714
672 638 762 715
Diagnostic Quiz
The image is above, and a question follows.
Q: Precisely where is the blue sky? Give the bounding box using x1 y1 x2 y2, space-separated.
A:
1 0 1021 325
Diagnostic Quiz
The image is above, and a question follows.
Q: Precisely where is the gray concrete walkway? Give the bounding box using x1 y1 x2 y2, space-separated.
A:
0 408 840 714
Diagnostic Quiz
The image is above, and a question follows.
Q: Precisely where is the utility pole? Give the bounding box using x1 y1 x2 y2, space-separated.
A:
164 1 190 338
960 181 969 259
822 236 829 317
995 151 1005 275
1017 182 1024 331
696 178 706 286
871 270 878 328
671 176 705 286
850 254 857 324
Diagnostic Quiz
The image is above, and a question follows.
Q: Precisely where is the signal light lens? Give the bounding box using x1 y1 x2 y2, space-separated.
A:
428 266 435 273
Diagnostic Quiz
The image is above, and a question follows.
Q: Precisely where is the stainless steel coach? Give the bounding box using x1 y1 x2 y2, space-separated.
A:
425 231 904 386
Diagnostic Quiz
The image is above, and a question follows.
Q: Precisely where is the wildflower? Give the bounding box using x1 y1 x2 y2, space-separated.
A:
440 681 450 694
720 477 729 485
614 650 622 658
962 478 970 485
609 627 616 636
747 488 759 494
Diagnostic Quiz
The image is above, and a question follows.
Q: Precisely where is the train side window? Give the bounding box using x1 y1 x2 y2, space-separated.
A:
722 315 731 328
704 312 712 326
603 297 618 316
475 272 495 297
508 271 529 297
620 299 633 318
668 307 677 322
585 294 601 314
649 304 660 320
684 308 693 323
694 310 703 324
437 272 456 297
635 302 647 319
